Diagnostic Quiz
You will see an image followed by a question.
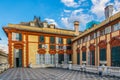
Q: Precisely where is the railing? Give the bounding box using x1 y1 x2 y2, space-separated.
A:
0 63 9 73
55 64 120 77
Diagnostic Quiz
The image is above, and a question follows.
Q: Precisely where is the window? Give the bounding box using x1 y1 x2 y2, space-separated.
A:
90 51 95 65
66 46 71 50
100 48 106 61
50 36 55 44
82 52 86 61
94 33 96 38
81 39 83 43
77 39 81 45
58 54 64 64
38 44 42 48
36 54 45 64
90 34 94 40
39 36 44 42
88 36 90 41
50 54 55 64
112 23 120 31
67 54 72 62
100 29 105 36
58 46 63 50
105 26 111 34
97 31 100 37
84 36 88 42
58 37 63 44
67 38 71 44
50 45 55 49
39 54 45 64
38 44 46 49
77 53 80 64
12 33 22 41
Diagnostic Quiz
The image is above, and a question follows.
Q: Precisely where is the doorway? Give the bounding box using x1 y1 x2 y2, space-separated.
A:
14 49 22 67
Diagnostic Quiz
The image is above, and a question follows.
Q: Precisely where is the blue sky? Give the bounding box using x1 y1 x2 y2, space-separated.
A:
0 0 120 52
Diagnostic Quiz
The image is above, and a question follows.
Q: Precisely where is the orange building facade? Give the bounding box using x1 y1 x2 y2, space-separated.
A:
3 17 80 68
72 12 120 67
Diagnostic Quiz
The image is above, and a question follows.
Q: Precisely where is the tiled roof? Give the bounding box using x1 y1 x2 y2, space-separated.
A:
6 24 77 36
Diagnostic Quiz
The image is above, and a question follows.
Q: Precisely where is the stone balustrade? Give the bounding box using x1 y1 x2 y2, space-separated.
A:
0 63 9 73
55 64 120 78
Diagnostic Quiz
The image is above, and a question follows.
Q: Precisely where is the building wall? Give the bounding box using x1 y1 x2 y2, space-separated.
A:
6 29 74 67
72 20 120 66
0 54 8 64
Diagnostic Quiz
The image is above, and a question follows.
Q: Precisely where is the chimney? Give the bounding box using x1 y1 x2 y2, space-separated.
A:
43 21 48 28
49 24 55 29
74 21 79 36
105 5 113 19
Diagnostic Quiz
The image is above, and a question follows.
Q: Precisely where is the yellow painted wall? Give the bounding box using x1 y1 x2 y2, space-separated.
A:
12 43 14 67
28 43 38 65
112 31 119 37
28 35 38 65
28 35 38 42
72 41 77 64
63 38 66 44
45 36 49 53
23 46 26 67
100 35 105 41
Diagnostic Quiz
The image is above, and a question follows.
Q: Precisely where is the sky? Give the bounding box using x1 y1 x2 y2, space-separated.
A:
0 0 120 53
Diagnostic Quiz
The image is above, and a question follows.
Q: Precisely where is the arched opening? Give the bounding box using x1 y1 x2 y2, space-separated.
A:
14 43 23 67
76 48 80 65
89 44 95 65
110 37 120 67
98 40 107 65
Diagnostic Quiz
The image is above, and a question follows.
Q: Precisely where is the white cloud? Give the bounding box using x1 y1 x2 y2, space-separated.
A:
113 0 120 14
61 0 120 31
0 44 8 54
45 18 59 27
64 9 71 13
61 0 80 8
91 0 110 18
61 9 93 30
71 9 83 16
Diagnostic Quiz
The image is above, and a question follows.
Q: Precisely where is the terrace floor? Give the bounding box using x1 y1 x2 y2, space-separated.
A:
0 68 119 80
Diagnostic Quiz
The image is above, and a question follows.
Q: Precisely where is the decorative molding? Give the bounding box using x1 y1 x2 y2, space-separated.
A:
98 40 107 49
49 49 56 54
109 36 120 47
37 48 46 54
81 46 86 52
76 48 80 53
89 44 95 51
66 50 73 54
14 42 23 49
58 50 64 54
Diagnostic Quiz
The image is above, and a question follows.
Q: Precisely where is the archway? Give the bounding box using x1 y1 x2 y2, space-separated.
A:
110 37 120 67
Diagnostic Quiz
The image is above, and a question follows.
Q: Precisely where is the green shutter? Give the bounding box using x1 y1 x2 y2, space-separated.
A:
100 48 106 61
82 52 86 61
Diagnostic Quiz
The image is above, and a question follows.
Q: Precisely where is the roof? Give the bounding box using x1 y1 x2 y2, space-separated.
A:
4 24 78 36
72 11 120 42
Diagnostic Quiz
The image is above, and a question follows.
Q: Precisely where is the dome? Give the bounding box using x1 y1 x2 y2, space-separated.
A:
86 21 100 29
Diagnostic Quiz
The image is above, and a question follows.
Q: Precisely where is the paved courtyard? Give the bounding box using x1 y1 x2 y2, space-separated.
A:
0 68 119 80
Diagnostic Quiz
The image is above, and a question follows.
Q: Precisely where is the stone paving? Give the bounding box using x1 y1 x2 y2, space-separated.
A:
0 68 119 80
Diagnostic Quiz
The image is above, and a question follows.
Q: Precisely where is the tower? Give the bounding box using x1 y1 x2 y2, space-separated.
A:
105 5 113 19
74 21 79 36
